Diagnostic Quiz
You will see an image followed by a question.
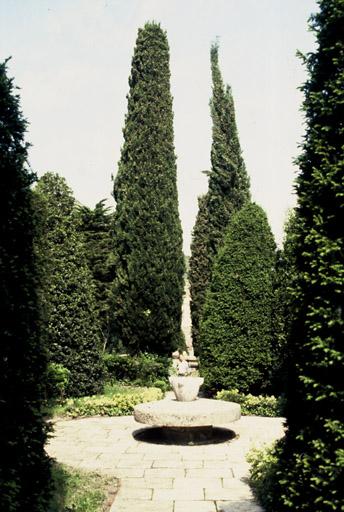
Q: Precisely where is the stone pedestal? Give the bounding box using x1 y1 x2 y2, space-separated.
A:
169 376 204 401
134 397 241 427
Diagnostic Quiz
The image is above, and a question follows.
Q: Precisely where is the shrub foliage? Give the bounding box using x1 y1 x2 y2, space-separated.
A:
34 173 104 397
199 203 276 394
271 211 299 394
217 389 283 417
103 352 170 386
111 22 185 355
77 200 116 350
189 42 250 352
54 387 163 418
268 1 344 510
0 60 52 511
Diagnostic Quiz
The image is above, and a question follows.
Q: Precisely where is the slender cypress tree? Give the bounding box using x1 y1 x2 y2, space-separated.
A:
268 1 344 509
189 42 250 352
34 173 104 397
0 60 51 511
111 22 185 355
199 203 276 395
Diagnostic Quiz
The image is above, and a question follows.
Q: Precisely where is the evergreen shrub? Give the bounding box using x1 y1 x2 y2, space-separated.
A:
0 60 52 511
247 443 280 510
103 352 170 386
267 1 344 509
46 363 71 402
216 389 284 417
54 388 163 418
199 203 276 395
34 173 104 397
77 200 116 349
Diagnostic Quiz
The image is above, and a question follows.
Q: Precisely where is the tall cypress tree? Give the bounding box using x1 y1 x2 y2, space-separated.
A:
34 173 104 397
269 1 344 509
0 61 51 511
111 22 185 355
189 42 250 352
199 203 276 395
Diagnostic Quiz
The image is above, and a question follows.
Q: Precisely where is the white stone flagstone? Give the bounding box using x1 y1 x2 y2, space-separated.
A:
46 414 284 511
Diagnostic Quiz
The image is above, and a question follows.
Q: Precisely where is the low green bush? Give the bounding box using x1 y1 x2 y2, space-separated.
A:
247 442 280 510
46 363 70 401
216 389 284 417
54 387 163 418
103 352 170 386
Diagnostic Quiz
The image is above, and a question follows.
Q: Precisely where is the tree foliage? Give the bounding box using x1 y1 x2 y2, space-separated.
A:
78 200 116 349
271 210 299 394
0 60 52 511
34 173 104 397
111 22 185 355
189 42 250 352
199 203 276 395
269 1 344 509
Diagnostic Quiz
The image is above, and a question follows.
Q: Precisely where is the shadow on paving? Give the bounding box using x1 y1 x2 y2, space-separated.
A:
133 426 237 445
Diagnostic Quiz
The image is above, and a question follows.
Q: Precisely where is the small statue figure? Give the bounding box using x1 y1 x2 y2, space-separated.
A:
177 353 190 376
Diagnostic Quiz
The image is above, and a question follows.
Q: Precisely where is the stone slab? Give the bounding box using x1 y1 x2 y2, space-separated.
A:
134 397 241 427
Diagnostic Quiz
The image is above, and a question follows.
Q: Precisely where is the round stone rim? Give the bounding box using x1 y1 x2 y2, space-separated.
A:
134 398 241 427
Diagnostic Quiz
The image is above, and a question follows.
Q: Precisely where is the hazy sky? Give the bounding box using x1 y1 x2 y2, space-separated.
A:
1 0 317 253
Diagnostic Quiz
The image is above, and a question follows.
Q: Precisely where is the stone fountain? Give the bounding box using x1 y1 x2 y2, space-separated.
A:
133 376 241 444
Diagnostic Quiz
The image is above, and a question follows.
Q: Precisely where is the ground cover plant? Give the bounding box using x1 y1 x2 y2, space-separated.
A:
52 384 163 418
49 463 117 512
247 443 280 510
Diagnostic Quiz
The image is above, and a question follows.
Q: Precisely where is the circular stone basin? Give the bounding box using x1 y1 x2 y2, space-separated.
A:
169 376 204 401
134 398 241 428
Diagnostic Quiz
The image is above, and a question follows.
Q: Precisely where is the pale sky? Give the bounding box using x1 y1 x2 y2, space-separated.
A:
1 0 317 254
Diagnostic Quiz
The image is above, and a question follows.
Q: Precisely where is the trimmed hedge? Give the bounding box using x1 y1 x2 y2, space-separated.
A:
216 389 284 417
34 173 104 397
54 387 163 418
267 2 344 510
199 203 276 395
103 352 170 386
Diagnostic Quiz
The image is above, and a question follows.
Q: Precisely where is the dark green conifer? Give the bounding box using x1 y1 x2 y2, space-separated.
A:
271 211 298 394
78 200 116 350
111 22 185 355
189 42 250 352
269 1 344 509
0 60 51 511
199 203 276 395
34 173 104 397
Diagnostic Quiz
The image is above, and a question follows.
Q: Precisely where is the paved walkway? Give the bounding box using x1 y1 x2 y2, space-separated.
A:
46 411 285 512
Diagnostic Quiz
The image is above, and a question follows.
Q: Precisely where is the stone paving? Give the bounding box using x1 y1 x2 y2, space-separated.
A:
46 412 285 512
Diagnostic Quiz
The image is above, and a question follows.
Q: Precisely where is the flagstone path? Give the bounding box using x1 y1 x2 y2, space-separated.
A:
46 411 285 512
